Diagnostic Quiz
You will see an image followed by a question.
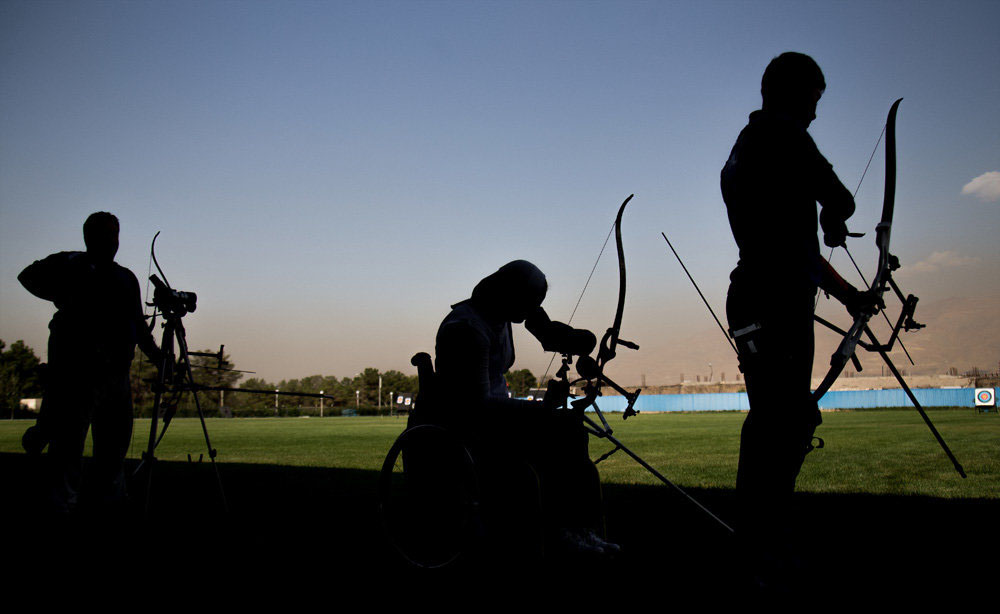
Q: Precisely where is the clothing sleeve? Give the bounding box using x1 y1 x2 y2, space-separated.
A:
525 307 597 356
435 320 538 415
807 137 855 225
17 252 83 303
803 134 856 287
817 256 858 301
128 270 160 362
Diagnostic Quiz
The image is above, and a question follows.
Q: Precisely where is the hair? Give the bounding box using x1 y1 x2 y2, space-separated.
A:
761 52 825 103
83 211 119 246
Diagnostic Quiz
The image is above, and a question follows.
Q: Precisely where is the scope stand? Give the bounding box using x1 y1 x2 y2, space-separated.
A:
132 311 229 515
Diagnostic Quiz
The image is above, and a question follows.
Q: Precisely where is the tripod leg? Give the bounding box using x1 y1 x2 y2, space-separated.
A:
863 325 967 478
139 319 176 515
174 321 230 512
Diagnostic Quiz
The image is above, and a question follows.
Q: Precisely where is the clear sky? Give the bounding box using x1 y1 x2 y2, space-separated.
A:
2 0 998 385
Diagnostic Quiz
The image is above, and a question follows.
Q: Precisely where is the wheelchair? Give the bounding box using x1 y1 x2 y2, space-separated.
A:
378 353 542 568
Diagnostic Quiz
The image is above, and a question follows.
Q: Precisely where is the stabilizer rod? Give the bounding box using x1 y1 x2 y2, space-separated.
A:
583 414 735 534
863 325 966 478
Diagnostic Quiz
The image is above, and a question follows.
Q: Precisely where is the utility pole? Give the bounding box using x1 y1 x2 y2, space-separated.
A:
319 390 324 417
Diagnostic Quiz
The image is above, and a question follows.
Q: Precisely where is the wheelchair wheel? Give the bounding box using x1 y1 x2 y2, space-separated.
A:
378 424 480 568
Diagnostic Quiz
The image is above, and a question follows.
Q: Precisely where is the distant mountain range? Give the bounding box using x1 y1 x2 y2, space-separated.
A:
608 295 999 387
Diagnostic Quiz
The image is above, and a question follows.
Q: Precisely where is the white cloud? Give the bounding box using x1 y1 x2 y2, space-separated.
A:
910 250 981 273
961 171 1000 202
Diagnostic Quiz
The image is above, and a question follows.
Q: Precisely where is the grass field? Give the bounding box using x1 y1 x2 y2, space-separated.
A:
3 409 994 496
1 409 997 594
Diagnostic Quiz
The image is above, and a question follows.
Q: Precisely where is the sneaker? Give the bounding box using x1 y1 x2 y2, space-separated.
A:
555 528 606 556
581 529 622 555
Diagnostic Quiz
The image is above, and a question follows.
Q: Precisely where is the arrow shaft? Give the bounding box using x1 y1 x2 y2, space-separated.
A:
661 232 739 357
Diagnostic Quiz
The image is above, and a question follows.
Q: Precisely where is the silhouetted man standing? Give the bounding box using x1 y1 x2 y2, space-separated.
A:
20 212 161 513
721 53 874 578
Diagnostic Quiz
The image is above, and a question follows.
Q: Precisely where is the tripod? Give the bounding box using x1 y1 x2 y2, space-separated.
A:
132 276 228 515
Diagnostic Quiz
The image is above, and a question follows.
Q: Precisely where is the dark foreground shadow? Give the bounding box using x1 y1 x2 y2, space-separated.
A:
1 451 995 596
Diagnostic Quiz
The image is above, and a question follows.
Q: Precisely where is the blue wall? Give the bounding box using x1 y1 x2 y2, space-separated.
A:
587 387 994 412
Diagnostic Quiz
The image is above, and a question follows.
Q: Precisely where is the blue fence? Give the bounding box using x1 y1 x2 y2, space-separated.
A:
587 387 994 412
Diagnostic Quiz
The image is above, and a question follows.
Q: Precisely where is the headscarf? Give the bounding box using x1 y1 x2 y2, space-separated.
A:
467 260 547 323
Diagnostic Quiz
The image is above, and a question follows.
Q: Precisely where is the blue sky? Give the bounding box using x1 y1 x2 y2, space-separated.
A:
2 0 998 384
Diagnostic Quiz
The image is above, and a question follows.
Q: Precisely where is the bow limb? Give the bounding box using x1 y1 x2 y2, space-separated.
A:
150 230 172 290
611 194 632 334
813 98 902 402
871 98 902 295
537 195 633 386
597 194 634 370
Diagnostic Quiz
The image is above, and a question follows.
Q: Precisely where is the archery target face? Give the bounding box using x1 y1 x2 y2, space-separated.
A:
975 388 995 406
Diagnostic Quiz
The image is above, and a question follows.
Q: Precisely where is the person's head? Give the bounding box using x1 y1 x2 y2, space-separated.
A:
83 211 120 262
761 52 825 125
470 260 547 323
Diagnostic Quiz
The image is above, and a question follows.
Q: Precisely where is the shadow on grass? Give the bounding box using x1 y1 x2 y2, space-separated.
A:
1 451 995 594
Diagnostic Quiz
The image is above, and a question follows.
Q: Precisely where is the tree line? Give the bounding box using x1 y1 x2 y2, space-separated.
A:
0 340 43 417
1 338 539 418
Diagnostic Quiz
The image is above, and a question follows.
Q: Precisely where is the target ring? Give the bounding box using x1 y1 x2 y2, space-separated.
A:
975 388 995 406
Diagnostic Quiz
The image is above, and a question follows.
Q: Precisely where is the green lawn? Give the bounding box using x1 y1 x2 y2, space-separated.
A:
2 408 996 498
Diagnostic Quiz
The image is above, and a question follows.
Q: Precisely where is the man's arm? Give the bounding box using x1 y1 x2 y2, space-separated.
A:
808 144 884 316
17 252 84 303
818 257 882 317
812 148 856 248
817 257 856 304
127 269 162 364
136 317 162 365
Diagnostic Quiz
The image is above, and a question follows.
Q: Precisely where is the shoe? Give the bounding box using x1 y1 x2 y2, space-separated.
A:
555 528 606 556
581 529 622 555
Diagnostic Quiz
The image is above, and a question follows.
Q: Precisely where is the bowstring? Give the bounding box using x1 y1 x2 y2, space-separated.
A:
818 117 915 366
815 121 887 310
538 218 616 385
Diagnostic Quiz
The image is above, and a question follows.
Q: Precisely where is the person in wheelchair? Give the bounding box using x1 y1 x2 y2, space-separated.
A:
419 259 619 557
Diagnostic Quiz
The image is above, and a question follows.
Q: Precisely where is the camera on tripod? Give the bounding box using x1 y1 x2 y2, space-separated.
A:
150 274 197 317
